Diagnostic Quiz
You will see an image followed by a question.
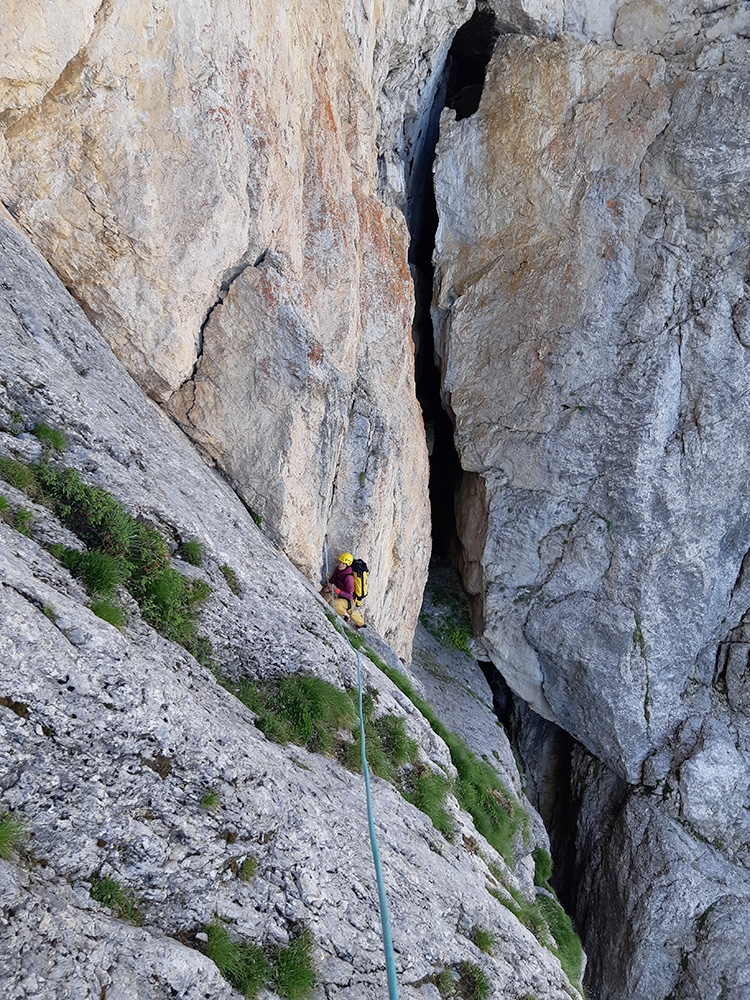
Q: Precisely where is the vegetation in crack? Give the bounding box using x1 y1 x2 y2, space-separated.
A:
31 422 68 453
419 567 474 653
178 537 204 566
429 961 490 1000
470 925 496 955
212 669 457 835
204 922 315 1000
0 492 33 536
532 846 553 890
352 632 524 864
487 869 583 991
0 446 212 660
90 873 143 925
220 563 242 595
0 811 28 860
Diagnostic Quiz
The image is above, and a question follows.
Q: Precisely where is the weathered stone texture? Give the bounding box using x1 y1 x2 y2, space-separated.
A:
0 0 101 125
568 746 750 1000
168 202 429 654
433 8 750 999
0 0 444 656
0 217 580 1000
434 34 673 778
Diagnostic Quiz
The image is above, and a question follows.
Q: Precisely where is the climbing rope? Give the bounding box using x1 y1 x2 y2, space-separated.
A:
324 546 399 1000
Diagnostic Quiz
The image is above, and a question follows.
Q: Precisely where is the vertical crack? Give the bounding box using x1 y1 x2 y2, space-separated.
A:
405 3 499 562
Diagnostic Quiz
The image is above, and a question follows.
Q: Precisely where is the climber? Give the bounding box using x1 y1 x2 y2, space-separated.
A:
322 552 366 628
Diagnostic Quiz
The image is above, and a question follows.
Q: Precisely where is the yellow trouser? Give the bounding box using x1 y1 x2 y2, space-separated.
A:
324 593 365 628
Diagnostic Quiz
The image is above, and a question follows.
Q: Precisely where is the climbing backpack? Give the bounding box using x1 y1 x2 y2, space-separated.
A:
351 558 368 606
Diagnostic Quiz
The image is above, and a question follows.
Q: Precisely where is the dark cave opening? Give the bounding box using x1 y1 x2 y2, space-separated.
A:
408 2 499 562
444 4 501 121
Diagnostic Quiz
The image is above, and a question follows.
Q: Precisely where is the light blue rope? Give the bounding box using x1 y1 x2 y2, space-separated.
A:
324 544 398 999
353 639 400 1000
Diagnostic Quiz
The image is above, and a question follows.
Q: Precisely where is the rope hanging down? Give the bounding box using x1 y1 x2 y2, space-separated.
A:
325 547 399 1000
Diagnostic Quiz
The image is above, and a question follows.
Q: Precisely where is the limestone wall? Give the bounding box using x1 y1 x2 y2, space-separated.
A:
433 2 750 996
0 0 471 656
0 214 580 1000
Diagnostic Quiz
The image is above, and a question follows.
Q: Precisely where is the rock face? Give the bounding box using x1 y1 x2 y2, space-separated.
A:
0 216 581 1000
5 0 750 996
0 0 472 656
434 30 675 779
433 2 750 997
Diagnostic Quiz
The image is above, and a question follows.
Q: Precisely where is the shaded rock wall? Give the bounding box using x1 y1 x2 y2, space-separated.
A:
431 1 750 997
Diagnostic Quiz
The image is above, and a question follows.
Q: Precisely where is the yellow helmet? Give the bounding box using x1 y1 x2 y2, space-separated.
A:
339 552 354 566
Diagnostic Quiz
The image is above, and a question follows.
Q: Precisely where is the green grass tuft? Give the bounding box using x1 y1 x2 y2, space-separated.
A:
59 547 130 595
178 538 204 566
34 462 212 656
248 675 357 755
344 694 419 783
533 846 553 888
206 923 271 999
32 422 68 452
538 894 584 987
470 926 495 955
220 563 242 595
36 464 138 555
0 812 28 859
274 927 315 1000
221 669 453 839
435 968 456 998
369 650 523 863
205 923 315 1000
0 456 43 497
404 764 453 838
239 856 257 881
456 962 489 1000
201 790 220 810
90 874 141 924
90 598 127 628
14 507 32 535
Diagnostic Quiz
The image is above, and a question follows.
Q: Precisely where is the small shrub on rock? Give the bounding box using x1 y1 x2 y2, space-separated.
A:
205 923 271 1000
32 422 67 452
90 873 141 924
0 812 28 859
178 538 204 566
273 926 315 1000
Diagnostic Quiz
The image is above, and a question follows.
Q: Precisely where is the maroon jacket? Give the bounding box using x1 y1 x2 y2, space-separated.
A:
330 565 355 602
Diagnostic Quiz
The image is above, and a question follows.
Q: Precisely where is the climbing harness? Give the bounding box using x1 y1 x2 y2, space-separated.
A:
324 546 399 1000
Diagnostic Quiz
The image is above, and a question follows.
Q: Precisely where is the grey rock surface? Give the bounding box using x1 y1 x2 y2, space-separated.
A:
0 216 580 999
431 3 750 998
